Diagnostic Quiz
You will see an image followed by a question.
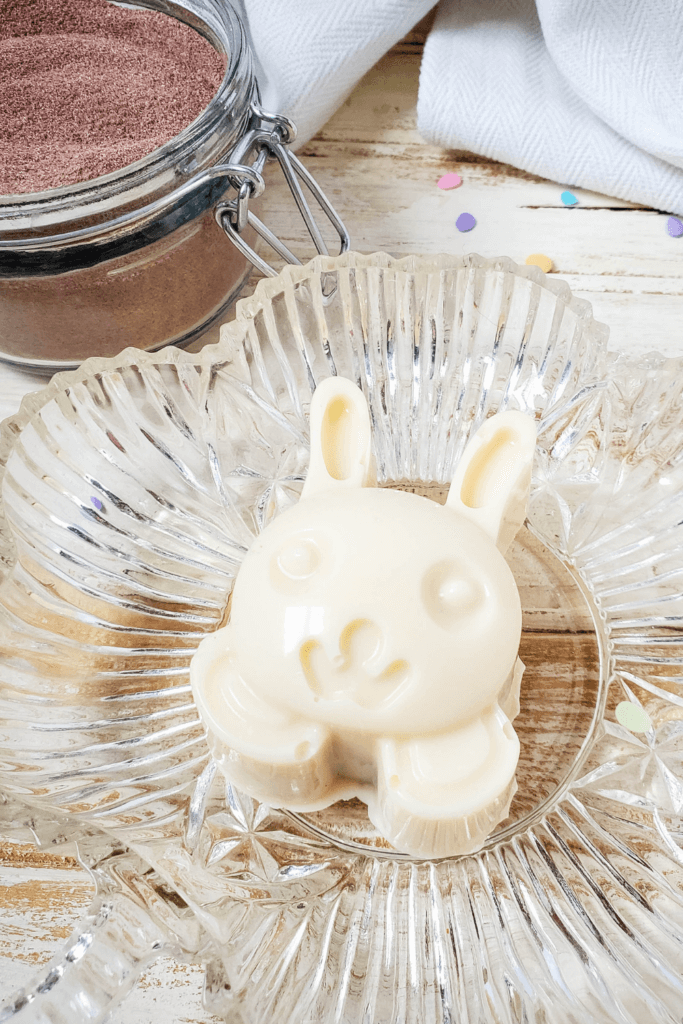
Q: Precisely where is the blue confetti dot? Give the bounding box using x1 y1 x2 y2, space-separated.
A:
667 217 683 237
90 496 103 511
561 190 578 206
456 212 476 232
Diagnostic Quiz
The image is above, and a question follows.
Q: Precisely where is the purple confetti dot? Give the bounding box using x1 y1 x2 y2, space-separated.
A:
90 496 103 510
456 212 476 233
667 216 683 238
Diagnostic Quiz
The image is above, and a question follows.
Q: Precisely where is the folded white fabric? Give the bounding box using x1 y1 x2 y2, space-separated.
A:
238 0 683 213
234 0 435 144
419 0 683 212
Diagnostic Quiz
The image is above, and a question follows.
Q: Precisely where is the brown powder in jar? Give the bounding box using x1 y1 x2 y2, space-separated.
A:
0 0 227 195
0 207 255 362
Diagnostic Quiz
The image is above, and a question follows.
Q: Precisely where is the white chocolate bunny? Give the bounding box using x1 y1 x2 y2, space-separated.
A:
191 378 536 859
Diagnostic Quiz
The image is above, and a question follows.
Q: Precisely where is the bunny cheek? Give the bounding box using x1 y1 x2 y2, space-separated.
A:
274 537 322 582
421 561 485 630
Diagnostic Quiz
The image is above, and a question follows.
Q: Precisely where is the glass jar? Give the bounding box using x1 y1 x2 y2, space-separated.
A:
0 0 347 371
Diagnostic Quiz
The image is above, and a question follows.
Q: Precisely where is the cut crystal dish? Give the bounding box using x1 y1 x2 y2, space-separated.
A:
2 252 683 1024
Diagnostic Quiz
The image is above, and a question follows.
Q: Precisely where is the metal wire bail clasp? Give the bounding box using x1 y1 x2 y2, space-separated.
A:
214 105 350 277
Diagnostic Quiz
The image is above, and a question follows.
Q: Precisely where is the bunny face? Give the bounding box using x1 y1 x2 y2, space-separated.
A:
191 376 537 858
228 485 521 735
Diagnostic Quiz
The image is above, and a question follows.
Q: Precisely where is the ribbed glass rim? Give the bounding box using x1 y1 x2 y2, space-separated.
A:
0 251 608 478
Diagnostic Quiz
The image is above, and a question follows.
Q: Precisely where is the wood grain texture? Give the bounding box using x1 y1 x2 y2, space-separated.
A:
0 853 220 1022
0 21 677 1020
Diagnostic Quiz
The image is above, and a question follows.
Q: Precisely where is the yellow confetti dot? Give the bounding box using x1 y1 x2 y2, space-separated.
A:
525 253 554 273
615 701 651 733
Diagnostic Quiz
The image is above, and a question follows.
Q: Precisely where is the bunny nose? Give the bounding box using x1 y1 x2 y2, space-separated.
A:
300 618 410 708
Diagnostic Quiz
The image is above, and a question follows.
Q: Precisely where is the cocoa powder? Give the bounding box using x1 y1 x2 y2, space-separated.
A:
0 0 226 195
0 209 254 362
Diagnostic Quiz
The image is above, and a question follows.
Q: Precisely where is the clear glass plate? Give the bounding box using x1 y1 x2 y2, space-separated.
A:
2 252 683 1024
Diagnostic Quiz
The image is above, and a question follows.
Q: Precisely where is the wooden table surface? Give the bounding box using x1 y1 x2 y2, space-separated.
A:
2 19 683 1023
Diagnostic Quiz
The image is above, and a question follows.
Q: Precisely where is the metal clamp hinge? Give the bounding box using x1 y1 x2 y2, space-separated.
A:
214 107 350 278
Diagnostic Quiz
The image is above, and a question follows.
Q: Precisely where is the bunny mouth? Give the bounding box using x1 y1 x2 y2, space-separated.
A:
299 618 410 709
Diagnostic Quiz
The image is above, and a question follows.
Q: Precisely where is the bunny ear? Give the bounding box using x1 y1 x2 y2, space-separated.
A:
446 411 537 554
302 377 375 499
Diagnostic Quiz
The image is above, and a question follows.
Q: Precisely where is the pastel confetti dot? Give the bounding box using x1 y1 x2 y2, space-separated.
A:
526 253 554 273
455 212 476 232
561 190 578 206
667 216 683 237
615 701 651 733
437 172 462 190
90 496 103 511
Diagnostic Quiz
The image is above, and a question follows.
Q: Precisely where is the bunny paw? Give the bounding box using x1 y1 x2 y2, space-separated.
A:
192 631 340 809
372 706 520 858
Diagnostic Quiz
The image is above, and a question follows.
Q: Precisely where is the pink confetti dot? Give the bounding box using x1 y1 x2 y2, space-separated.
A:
455 212 476 232
667 217 683 237
437 172 462 190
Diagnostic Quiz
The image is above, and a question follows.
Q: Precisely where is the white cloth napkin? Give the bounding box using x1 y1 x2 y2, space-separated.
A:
238 0 683 214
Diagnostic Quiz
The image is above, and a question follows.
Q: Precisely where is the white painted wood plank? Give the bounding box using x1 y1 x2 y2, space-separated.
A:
0 365 48 425
561 288 683 357
0 862 219 1023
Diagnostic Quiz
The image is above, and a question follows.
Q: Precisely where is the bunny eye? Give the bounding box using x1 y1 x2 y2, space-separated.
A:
275 537 322 582
422 561 483 630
